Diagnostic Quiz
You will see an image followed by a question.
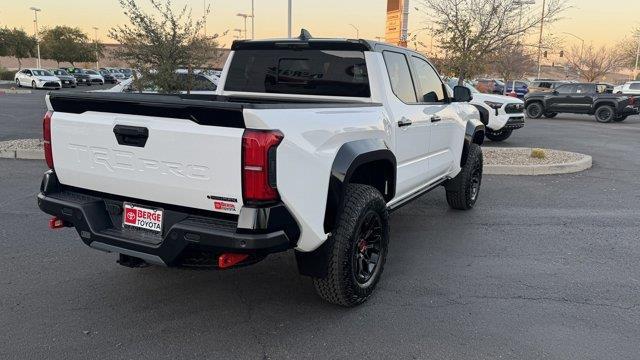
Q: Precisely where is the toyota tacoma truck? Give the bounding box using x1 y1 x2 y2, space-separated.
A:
525 82 638 123
38 32 485 307
445 77 525 142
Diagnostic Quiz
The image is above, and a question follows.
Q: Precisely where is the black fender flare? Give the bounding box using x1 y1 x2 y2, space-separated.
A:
461 119 485 167
471 104 490 126
296 139 396 278
324 139 396 232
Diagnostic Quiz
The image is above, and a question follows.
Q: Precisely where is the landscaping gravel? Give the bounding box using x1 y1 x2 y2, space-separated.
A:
483 146 585 166
0 139 43 151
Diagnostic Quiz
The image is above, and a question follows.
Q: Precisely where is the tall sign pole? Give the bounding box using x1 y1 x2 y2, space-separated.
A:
385 0 409 47
288 0 292 38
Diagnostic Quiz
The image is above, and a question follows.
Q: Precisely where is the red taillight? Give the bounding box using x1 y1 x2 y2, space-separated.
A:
242 129 283 204
43 111 54 169
218 253 250 269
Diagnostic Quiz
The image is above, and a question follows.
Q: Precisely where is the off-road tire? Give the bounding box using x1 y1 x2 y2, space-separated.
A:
595 105 615 123
526 102 544 119
485 128 513 142
544 112 558 118
312 184 389 307
445 143 483 210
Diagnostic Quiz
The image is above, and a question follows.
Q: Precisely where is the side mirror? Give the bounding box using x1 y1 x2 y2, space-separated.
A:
453 85 472 102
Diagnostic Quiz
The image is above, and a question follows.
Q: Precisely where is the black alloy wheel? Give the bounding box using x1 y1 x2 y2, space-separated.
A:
352 211 384 286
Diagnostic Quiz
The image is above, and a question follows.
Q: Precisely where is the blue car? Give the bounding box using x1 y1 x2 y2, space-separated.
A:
504 81 529 98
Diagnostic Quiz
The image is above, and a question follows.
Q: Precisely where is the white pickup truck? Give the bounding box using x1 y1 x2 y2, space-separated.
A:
38 32 485 306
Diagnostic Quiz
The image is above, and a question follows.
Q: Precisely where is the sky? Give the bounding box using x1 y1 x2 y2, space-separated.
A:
0 0 638 49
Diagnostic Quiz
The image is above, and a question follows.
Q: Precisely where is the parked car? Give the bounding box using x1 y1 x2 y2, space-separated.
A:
14 68 61 89
445 77 525 142
99 71 218 94
118 68 134 79
38 33 485 307
99 69 118 84
504 80 529 98
49 69 77 88
475 79 505 94
528 80 573 93
100 67 126 81
613 81 640 95
63 68 92 86
84 69 105 85
525 82 639 123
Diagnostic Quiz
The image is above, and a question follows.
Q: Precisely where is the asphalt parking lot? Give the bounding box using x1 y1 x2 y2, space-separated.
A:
0 83 113 141
1 91 640 358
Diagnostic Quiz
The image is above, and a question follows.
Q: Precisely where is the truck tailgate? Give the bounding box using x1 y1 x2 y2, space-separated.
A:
50 109 244 215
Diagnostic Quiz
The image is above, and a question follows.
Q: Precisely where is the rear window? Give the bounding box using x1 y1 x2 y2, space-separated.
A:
630 83 640 90
225 50 370 97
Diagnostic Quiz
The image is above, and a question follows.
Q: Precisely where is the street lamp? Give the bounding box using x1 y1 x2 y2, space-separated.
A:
536 0 546 79
251 0 255 40
237 13 253 40
555 32 585 58
349 24 359 39
233 28 243 40
93 27 99 70
288 0 292 38
29 6 41 69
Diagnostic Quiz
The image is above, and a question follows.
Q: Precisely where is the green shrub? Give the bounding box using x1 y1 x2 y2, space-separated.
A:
530 148 546 159
0 67 15 81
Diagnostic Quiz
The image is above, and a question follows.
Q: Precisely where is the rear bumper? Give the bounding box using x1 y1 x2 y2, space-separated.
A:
37 171 299 266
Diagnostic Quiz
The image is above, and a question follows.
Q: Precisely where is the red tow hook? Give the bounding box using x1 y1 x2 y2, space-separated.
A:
48 217 66 229
218 253 249 269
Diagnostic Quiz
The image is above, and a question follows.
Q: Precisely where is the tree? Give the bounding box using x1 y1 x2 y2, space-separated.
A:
565 43 625 82
488 41 536 92
1 28 37 69
109 0 221 94
417 0 568 84
40 26 95 66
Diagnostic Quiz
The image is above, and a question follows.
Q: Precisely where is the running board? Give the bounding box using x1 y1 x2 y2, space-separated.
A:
387 177 447 213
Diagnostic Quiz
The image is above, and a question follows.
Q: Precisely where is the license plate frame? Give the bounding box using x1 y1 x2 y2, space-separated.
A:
122 202 164 234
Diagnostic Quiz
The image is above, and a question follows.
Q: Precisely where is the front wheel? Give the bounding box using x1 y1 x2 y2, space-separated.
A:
15 79 21 87
312 184 389 307
595 106 615 123
526 102 544 119
485 128 513 142
445 143 483 210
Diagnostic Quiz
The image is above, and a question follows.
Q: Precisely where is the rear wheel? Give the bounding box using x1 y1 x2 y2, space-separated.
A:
595 106 615 123
526 102 544 119
31 81 37 89
544 112 558 118
614 115 628 122
485 128 513 142
312 184 389 307
445 143 483 210
15 79 20 87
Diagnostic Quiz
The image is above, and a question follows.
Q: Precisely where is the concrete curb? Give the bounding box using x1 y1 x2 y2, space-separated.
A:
0 89 32 95
0 149 44 160
485 150 592 176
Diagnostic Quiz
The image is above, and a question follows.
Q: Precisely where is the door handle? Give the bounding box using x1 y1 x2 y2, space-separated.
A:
398 118 413 127
113 125 149 147
431 115 442 123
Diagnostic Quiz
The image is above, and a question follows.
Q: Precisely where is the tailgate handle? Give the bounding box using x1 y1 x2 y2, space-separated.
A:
113 125 149 147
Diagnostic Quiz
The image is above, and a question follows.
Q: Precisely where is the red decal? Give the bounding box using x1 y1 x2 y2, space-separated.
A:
124 207 137 225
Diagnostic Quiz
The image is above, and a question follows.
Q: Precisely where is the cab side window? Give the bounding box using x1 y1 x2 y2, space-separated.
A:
382 51 417 103
411 56 445 103
556 84 575 94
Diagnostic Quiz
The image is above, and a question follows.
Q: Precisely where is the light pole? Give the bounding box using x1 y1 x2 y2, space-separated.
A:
514 0 535 39
288 0 292 38
251 0 255 39
349 24 359 39
236 13 253 39
536 0 546 79
93 27 99 70
634 32 640 81
30 6 41 69
233 28 243 40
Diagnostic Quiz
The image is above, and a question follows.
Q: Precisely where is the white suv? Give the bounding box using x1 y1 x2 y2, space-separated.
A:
613 81 640 95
